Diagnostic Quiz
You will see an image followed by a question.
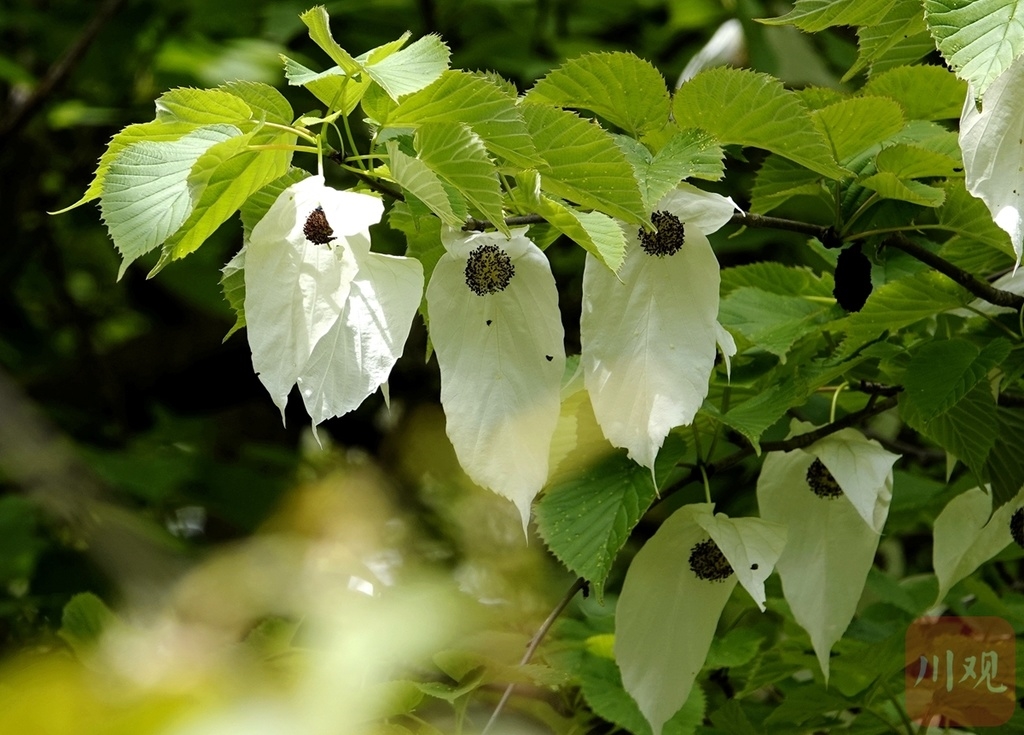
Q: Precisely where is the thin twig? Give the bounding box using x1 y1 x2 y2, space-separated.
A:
0 0 126 146
728 211 839 246
463 214 547 231
481 577 587 735
882 235 1024 310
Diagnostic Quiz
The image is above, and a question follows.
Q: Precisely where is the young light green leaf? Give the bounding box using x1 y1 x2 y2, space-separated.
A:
924 0 1024 98
386 140 467 228
299 5 362 76
157 127 294 268
759 0 897 31
535 196 627 272
615 503 784 735
527 52 671 136
718 287 837 361
875 143 962 179
844 0 932 81
813 97 904 163
933 486 1024 604
758 426 897 680
901 338 1010 424
52 120 196 213
283 58 368 115
58 592 117 657
155 87 253 125
860 65 967 120
221 80 294 125
618 129 724 211
674 67 847 179
414 121 505 233
365 34 450 100
522 104 647 224
100 124 241 277
960 50 1024 266
383 71 541 168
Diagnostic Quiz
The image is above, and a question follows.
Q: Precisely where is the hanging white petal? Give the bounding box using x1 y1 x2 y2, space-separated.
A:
298 252 423 432
959 52 1024 268
582 186 738 471
245 175 424 428
757 422 899 681
933 486 1024 606
425 227 565 530
615 503 785 735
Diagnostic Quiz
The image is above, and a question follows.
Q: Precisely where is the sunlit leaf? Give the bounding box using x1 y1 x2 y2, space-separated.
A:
860 65 968 120
386 140 467 228
535 196 627 272
844 0 932 80
760 0 897 31
813 97 904 163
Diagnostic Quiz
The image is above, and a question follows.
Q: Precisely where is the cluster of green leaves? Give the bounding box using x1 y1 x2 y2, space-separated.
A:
52 0 1024 733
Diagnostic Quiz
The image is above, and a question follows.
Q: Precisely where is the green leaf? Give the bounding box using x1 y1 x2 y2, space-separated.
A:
618 129 724 211
299 5 362 75
708 701 761 735
839 270 971 349
414 122 505 232
750 154 827 214
875 143 962 179
382 71 540 168
386 140 467 227
924 0 1024 97
721 261 834 298
673 67 848 179
221 80 293 125
901 380 999 473
844 0 932 81
859 172 946 207
58 592 116 657
155 87 253 125
860 65 968 120
158 127 294 267
760 0 897 31
527 52 671 136
388 200 445 288
985 407 1024 509
522 103 647 224
718 287 837 361
220 248 246 340
365 34 450 100
534 196 627 272
936 180 1016 261
100 124 241 277
813 97 905 163
283 58 367 116
902 338 1009 423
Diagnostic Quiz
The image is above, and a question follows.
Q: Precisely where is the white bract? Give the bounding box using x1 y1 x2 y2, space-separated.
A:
757 421 899 681
581 184 738 472
425 227 565 530
959 51 1024 269
244 175 423 434
933 486 1024 605
615 503 785 735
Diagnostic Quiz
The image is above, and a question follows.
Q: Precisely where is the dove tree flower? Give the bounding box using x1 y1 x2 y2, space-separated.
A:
581 184 738 472
615 503 786 735
959 51 1024 269
932 485 1024 606
425 227 565 530
244 175 423 434
756 422 899 681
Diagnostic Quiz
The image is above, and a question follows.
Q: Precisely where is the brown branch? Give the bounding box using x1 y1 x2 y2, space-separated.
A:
0 0 126 146
880 235 1024 310
728 211 839 246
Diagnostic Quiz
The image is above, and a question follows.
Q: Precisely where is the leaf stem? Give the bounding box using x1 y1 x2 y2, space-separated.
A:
246 144 321 154
262 121 318 145
481 577 587 735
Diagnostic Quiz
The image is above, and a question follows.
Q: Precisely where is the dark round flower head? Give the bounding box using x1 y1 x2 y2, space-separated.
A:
689 537 733 582
806 458 844 499
638 210 686 257
465 243 515 295
1011 508 1024 549
833 243 872 312
303 205 336 245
